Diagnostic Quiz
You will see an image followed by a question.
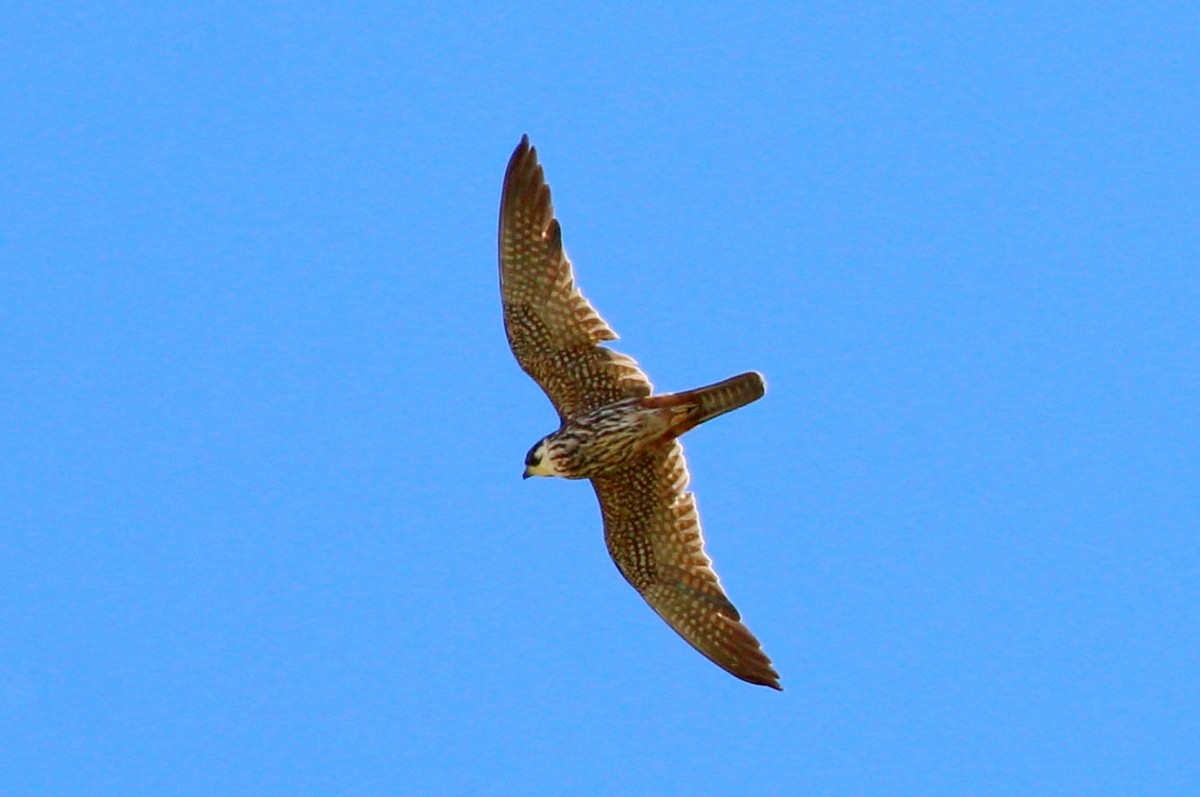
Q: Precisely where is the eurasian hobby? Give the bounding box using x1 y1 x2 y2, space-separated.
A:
498 135 780 690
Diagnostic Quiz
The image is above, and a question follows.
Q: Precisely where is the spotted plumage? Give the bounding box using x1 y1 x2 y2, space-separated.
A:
499 135 780 690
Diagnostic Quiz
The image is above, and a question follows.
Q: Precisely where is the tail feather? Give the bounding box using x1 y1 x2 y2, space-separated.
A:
647 372 766 438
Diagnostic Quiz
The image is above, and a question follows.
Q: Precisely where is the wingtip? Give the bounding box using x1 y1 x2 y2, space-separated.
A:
736 657 783 691
748 672 783 691
716 658 782 691
501 134 549 228
740 666 783 691
512 133 532 162
506 134 534 176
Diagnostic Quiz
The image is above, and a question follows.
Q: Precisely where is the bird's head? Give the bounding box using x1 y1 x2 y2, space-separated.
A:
523 435 570 479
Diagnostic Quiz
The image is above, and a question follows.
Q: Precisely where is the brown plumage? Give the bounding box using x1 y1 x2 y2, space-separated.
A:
499 135 780 690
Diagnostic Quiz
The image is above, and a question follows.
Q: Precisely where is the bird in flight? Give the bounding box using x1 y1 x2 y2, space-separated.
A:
498 135 780 690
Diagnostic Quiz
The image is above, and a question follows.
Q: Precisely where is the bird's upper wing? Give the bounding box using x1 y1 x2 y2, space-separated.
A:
591 442 781 689
499 135 653 420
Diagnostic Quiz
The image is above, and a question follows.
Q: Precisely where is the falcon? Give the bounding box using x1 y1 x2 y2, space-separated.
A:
499 135 781 690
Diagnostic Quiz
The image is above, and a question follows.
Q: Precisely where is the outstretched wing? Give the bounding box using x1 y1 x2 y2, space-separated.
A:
591 442 781 689
499 135 652 420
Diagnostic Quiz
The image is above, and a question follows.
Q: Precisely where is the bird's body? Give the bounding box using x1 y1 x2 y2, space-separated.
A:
499 135 781 690
525 372 765 480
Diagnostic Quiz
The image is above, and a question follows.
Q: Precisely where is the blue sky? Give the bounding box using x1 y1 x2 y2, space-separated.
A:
3 2 1197 794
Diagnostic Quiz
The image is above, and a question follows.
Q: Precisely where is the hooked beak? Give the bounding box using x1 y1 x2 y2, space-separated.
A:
522 469 531 480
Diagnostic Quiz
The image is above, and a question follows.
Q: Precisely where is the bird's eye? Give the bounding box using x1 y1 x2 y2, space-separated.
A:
525 448 541 467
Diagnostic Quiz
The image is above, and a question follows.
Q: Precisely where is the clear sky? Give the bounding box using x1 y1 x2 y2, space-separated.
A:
3 3 1197 795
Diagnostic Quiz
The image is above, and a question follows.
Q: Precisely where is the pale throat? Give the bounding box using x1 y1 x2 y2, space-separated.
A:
526 439 561 477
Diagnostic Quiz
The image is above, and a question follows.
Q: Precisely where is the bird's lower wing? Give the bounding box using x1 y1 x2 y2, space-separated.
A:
591 442 781 689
